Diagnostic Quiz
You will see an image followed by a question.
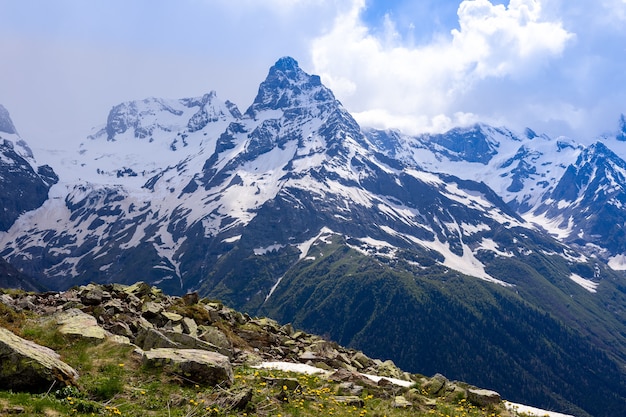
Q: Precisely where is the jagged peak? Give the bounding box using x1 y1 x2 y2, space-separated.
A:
245 56 337 118
272 56 301 76
0 104 18 135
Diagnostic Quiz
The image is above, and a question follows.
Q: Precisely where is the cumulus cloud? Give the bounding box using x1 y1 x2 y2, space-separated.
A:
311 0 574 134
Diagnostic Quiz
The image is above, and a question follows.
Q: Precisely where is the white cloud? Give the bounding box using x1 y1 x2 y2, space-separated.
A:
311 0 574 134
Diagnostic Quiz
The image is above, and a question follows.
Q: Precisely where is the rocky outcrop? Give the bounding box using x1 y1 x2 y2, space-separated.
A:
142 348 233 386
55 308 109 340
0 327 78 392
0 282 506 409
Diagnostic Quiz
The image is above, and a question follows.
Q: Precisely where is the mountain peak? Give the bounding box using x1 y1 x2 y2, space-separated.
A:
0 105 17 135
245 56 335 118
273 56 300 74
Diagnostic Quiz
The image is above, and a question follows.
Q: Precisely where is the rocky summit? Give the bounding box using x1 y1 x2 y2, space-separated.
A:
0 283 556 417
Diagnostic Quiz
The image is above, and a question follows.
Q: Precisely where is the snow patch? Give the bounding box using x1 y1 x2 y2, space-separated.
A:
254 244 285 255
608 254 626 270
379 225 512 287
569 273 599 293
504 401 574 417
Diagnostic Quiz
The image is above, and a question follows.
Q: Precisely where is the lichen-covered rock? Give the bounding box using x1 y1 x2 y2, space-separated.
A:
142 348 233 386
467 388 501 407
424 373 448 396
55 308 108 340
0 327 78 392
392 395 412 408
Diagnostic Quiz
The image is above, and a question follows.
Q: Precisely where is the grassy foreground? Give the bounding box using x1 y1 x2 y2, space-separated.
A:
0 292 531 417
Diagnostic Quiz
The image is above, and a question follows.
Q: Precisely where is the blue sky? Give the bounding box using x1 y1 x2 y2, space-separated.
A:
1 0 625 147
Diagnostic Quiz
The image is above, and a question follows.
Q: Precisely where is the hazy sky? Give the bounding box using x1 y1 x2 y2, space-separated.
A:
1 0 625 147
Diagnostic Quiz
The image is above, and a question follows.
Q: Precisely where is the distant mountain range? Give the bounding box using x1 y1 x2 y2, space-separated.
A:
1 57 626 416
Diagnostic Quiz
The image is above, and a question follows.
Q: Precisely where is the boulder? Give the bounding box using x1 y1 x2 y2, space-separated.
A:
79 284 110 306
55 308 108 340
467 388 501 407
182 317 198 337
424 373 448 396
165 331 232 358
142 348 233 387
198 326 232 352
0 327 78 392
331 396 364 407
136 327 179 350
392 395 412 408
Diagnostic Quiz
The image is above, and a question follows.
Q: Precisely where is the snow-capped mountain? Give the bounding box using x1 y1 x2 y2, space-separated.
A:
0 58 567 295
0 105 58 232
1 58 626 416
365 120 626 268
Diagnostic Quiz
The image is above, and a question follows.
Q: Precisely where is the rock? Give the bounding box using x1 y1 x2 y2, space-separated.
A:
55 308 108 340
467 388 501 407
165 331 232 358
392 395 412 408
0 327 79 392
331 396 364 407
142 348 233 387
141 301 163 318
109 321 134 338
375 359 405 380
424 373 448 396
103 299 125 314
198 326 232 352
182 317 198 337
328 368 377 387
0 294 14 306
107 335 132 345
182 292 199 305
299 350 321 361
123 282 154 298
136 327 180 350
338 382 364 396
79 284 110 306
161 311 183 323
352 351 374 369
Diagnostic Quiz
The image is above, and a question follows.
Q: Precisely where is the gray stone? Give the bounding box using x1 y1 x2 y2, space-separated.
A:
109 321 133 338
352 351 374 369
467 388 501 407
182 292 199 305
198 326 232 352
331 396 364 407
79 284 110 306
338 382 364 396
165 331 232 358
161 311 183 323
103 299 125 314
55 308 108 340
141 301 163 318
136 327 179 350
142 348 233 387
0 327 79 392
424 373 448 396
392 395 412 408
182 317 198 337
0 294 14 306
123 282 154 298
